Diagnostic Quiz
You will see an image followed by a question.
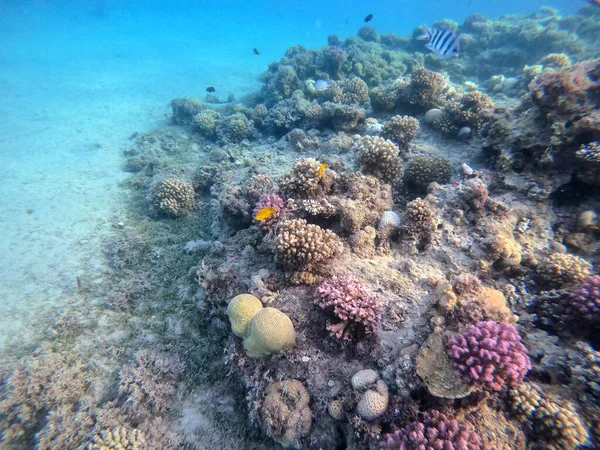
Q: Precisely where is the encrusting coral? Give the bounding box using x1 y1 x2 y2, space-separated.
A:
315 276 382 341
150 178 195 217
447 321 531 391
260 379 311 449
353 136 403 184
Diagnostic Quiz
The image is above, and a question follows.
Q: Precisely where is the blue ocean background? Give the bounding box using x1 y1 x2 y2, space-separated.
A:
0 0 582 345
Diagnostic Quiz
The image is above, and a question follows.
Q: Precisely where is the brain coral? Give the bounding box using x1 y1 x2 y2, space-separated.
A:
243 307 296 358
226 294 263 337
151 178 196 217
380 410 490 450
356 380 389 421
275 219 342 271
261 379 312 449
353 136 403 184
447 321 531 391
315 276 382 341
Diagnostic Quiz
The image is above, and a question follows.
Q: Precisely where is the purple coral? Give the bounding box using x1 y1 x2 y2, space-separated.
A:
315 276 382 341
322 46 346 79
380 410 491 450
569 275 600 324
447 321 530 391
253 194 284 230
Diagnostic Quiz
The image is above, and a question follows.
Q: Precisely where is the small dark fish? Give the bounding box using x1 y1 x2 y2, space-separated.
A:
417 24 460 59
253 48 260 55
364 14 373 22
76 276 83 290
206 86 216 93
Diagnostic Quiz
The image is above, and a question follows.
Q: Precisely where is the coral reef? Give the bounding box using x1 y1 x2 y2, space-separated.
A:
315 276 382 341
569 275 600 325
536 253 592 287
447 321 531 391
150 178 196 217
401 197 438 248
353 136 403 184
380 410 490 450
261 380 311 448
89 427 148 450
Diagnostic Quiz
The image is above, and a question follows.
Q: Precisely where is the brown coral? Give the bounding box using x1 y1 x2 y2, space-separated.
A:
381 115 420 150
150 178 195 217
353 136 403 184
402 197 438 247
261 380 312 449
536 253 592 286
279 158 335 199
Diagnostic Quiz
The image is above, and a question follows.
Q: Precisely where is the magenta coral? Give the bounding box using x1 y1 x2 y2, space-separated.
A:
253 194 285 230
569 275 600 324
315 276 382 341
447 321 530 391
380 410 491 450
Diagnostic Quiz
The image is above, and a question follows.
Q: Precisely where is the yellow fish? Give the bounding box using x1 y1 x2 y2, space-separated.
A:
318 163 327 178
254 207 276 221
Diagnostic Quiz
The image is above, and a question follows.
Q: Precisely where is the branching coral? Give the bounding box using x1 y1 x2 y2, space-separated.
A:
315 276 382 341
402 154 452 193
380 410 490 450
150 178 195 217
447 321 530 391
536 253 592 286
279 158 335 199
261 380 311 449
253 193 285 230
215 112 254 143
569 275 600 325
405 68 448 110
401 197 438 247
381 115 419 150
193 109 221 137
275 219 342 272
353 136 402 184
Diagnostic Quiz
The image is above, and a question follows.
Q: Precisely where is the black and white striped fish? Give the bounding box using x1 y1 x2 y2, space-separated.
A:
417 24 460 59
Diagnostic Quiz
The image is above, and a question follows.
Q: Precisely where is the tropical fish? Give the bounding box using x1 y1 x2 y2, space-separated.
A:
206 86 216 93
254 207 276 221
253 48 260 55
313 79 332 92
318 163 327 178
417 24 460 59
364 14 373 23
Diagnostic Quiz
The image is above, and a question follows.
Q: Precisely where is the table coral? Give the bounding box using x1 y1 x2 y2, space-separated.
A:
380 410 491 450
447 321 531 391
315 276 382 341
353 136 402 184
261 379 311 449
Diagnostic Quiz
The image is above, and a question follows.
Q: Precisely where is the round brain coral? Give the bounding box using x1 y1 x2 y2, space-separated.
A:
315 276 382 341
447 321 531 391
226 294 263 337
243 307 296 358
380 410 491 450
353 136 403 184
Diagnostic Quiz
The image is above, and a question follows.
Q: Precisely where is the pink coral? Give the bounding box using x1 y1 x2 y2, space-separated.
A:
569 275 600 325
253 194 285 230
447 321 530 391
315 276 382 341
380 410 492 450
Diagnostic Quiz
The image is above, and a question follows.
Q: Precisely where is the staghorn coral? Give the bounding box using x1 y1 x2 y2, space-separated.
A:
402 197 438 247
243 307 296 358
118 350 184 420
253 193 285 230
536 253 592 286
261 380 311 449
315 276 382 341
150 178 195 217
447 321 530 391
89 427 148 450
381 115 419 150
275 219 342 272
569 275 600 325
380 410 490 450
279 158 335 200
353 136 402 184
226 293 263 337
509 382 588 449
402 154 452 193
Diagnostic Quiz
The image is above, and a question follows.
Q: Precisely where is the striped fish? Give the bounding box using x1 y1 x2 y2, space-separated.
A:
417 24 460 59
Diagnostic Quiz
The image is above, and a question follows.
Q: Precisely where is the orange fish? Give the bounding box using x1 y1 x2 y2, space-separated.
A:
254 207 276 221
318 163 327 178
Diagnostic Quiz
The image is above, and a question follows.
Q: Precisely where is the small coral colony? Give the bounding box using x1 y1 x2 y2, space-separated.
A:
3 6 600 450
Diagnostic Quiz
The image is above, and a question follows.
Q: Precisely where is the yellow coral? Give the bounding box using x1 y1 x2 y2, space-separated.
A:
536 253 592 285
88 427 148 450
490 233 522 267
226 294 263 337
243 307 296 358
